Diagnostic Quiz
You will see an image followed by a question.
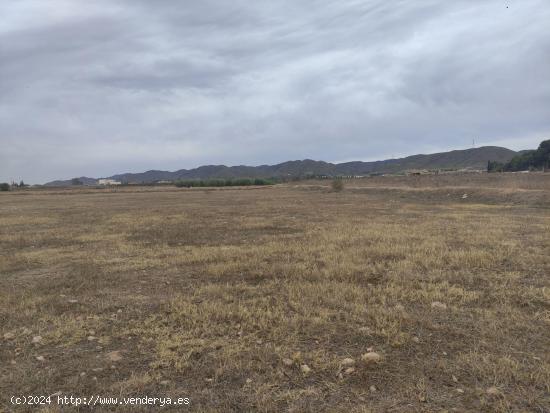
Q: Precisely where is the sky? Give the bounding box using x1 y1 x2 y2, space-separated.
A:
1 1 549 183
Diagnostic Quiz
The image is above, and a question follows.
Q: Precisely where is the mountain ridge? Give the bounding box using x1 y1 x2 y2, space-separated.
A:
45 146 518 186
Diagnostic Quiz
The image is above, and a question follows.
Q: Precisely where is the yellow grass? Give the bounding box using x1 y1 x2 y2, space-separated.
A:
1 174 549 412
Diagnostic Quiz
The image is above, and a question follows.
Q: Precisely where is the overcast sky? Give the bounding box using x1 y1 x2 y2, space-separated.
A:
1 1 549 183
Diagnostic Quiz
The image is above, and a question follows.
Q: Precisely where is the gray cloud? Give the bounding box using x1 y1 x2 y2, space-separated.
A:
1 0 549 183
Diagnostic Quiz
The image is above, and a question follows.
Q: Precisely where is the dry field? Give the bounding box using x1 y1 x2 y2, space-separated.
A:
1 173 549 412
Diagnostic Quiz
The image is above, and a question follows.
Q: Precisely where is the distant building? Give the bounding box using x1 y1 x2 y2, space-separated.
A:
98 179 121 185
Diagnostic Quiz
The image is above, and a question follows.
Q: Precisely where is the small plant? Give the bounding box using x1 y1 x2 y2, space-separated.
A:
331 178 344 192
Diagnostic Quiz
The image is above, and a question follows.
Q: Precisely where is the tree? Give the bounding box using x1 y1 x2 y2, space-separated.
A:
487 160 503 172
0 183 9 191
489 139 550 172
71 178 83 186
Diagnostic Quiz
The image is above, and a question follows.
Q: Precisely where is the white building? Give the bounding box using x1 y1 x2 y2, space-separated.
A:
98 179 121 185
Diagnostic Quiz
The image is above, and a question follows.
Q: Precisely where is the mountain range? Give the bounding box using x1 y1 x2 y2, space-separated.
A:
45 146 518 186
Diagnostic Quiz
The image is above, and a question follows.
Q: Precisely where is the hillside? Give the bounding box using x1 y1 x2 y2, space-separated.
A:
45 146 518 185
44 176 98 186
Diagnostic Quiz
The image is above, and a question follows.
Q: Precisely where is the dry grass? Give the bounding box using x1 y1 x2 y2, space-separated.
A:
1 174 549 412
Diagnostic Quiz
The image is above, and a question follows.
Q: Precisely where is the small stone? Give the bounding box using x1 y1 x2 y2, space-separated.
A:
32 335 42 344
205 378 213 382
245 378 253 384
3 332 15 340
21 328 31 335
456 388 464 394
369 385 377 392
68 299 78 304
412 336 420 343
106 351 123 362
87 336 97 341
361 352 381 364
256 339 263 345
486 386 500 396
366 347 374 352
358 327 370 333
341 358 355 367
461 193 468 199
344 367 355 374
442 351 448 356
92 376 98 381
282 358 294 367
452 375 458 383
36 356 45 362
300 364 312 374
431 301 447 310
92 368 103 372
160 380 170 386
117 309 123 313
395 304 405 311
10 360 16 365
80 372 86 377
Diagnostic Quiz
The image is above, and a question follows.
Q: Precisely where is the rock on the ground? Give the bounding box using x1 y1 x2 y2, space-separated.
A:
341 358 355 367
361 352 382 364
300 364 311 374
106 351 123 362
431 301 447 310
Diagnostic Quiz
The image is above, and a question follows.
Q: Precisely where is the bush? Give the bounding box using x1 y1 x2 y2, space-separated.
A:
175 178 274 188
331 179 344 192
0 183 9 191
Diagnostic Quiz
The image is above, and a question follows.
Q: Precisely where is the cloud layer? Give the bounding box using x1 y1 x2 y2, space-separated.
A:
1 0 549 183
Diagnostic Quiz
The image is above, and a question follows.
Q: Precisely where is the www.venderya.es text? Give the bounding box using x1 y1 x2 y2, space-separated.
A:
10 394 191 407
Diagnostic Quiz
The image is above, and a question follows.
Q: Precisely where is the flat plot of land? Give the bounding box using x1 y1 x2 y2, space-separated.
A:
1 175 549 412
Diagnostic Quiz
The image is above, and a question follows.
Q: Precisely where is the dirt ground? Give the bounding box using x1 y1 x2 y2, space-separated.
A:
1 173 549 412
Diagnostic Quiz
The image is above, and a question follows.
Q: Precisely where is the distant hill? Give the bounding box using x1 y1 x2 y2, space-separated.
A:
45 146 518 185
44 176 98 187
